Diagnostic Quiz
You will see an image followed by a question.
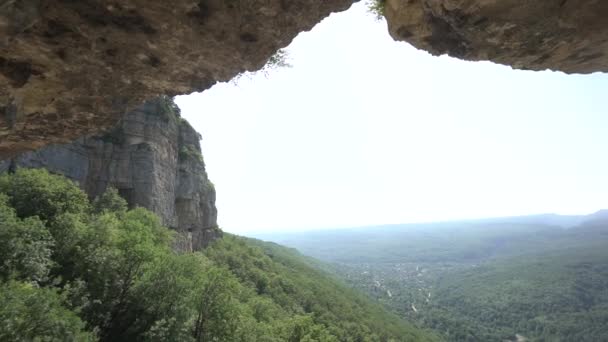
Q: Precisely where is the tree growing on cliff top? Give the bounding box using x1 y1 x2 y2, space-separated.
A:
232 48 292 84
367 0 386 20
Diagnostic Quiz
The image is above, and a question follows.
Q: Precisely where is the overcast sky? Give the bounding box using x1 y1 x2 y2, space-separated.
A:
176 2 608 234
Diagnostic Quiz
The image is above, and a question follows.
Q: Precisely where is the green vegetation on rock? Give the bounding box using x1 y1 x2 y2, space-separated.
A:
367 0 386 19
179 145 204 163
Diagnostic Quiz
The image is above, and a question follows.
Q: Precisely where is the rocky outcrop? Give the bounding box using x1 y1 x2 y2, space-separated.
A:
384 0 608 73
0 97 219 251
0 0 354 156
2 0 608 156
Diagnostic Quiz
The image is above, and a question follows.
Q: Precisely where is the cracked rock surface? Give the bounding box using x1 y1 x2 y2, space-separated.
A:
1 97 219 251
1 0 607 155
385 0 608 73
0 0 353 156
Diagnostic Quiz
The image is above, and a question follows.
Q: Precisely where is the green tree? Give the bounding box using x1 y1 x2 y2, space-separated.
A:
0 194 54 283
133 253 210 342
0 169 435 341
0 168 89 222
0 281 95 341
76 210 173 341
192 267 241 341
92 187 128 215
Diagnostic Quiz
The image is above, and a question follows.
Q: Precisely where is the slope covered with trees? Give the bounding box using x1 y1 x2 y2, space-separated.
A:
0 169 435 341
261 218 608 341
426 246 608 341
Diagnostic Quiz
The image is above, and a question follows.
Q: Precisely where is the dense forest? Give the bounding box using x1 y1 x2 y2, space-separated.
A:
0 168 436 341
261 216 608 341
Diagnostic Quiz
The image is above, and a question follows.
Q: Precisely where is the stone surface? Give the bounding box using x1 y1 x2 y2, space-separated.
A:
384 0 608 73
0 97 219 251
2 0 608 156
0 0 354 156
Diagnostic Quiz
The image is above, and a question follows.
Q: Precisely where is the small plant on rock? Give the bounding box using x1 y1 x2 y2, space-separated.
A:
367 0 386 20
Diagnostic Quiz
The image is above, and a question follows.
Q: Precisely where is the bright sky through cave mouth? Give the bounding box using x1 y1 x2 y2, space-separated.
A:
176 2 608 234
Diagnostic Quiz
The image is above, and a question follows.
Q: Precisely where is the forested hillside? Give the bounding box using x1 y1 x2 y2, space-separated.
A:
0 169 435 341
260 217 608 341
427 247 608 341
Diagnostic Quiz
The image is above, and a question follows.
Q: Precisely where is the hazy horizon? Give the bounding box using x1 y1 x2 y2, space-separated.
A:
244 209 607 236
176 2 608 234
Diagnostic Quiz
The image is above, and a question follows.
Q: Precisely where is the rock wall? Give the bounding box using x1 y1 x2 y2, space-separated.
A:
384 0 608 73
0 97 219 251
1 0 607 156
0 0 354 156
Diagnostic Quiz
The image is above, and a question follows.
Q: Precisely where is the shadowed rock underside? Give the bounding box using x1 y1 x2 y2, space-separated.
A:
0 0 354 156
385 0 608 73
1 0 607 155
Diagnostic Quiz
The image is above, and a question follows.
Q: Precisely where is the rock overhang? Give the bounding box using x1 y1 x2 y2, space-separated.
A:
1 0 607 156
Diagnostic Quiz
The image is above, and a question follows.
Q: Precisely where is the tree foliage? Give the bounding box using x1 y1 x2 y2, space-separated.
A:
367 0 386 20
0 281 94 341
285 218 608 341
0 169 432 341
0 194 53 283
0 168 89 222
92 187 128 214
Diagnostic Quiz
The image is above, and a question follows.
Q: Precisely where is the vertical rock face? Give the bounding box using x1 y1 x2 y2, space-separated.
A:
175 119 219 251
0 97 219 251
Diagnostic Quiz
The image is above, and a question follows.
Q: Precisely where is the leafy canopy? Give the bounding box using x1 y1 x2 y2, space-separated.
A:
0 168 433 341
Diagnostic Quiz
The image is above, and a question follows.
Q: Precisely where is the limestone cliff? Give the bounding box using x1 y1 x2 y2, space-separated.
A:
0 97 219 251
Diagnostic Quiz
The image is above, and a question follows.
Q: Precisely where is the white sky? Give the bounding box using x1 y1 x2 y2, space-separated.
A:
176 2 608 234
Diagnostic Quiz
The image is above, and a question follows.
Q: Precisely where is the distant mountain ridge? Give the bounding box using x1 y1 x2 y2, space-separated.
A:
254 209 608 342
582 209 608 225
254 210 607 239
253 210 608 265
470 211 608 228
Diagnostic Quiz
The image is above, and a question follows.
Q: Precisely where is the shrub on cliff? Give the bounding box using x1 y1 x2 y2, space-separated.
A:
368 0 386 19
179 145 204 163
